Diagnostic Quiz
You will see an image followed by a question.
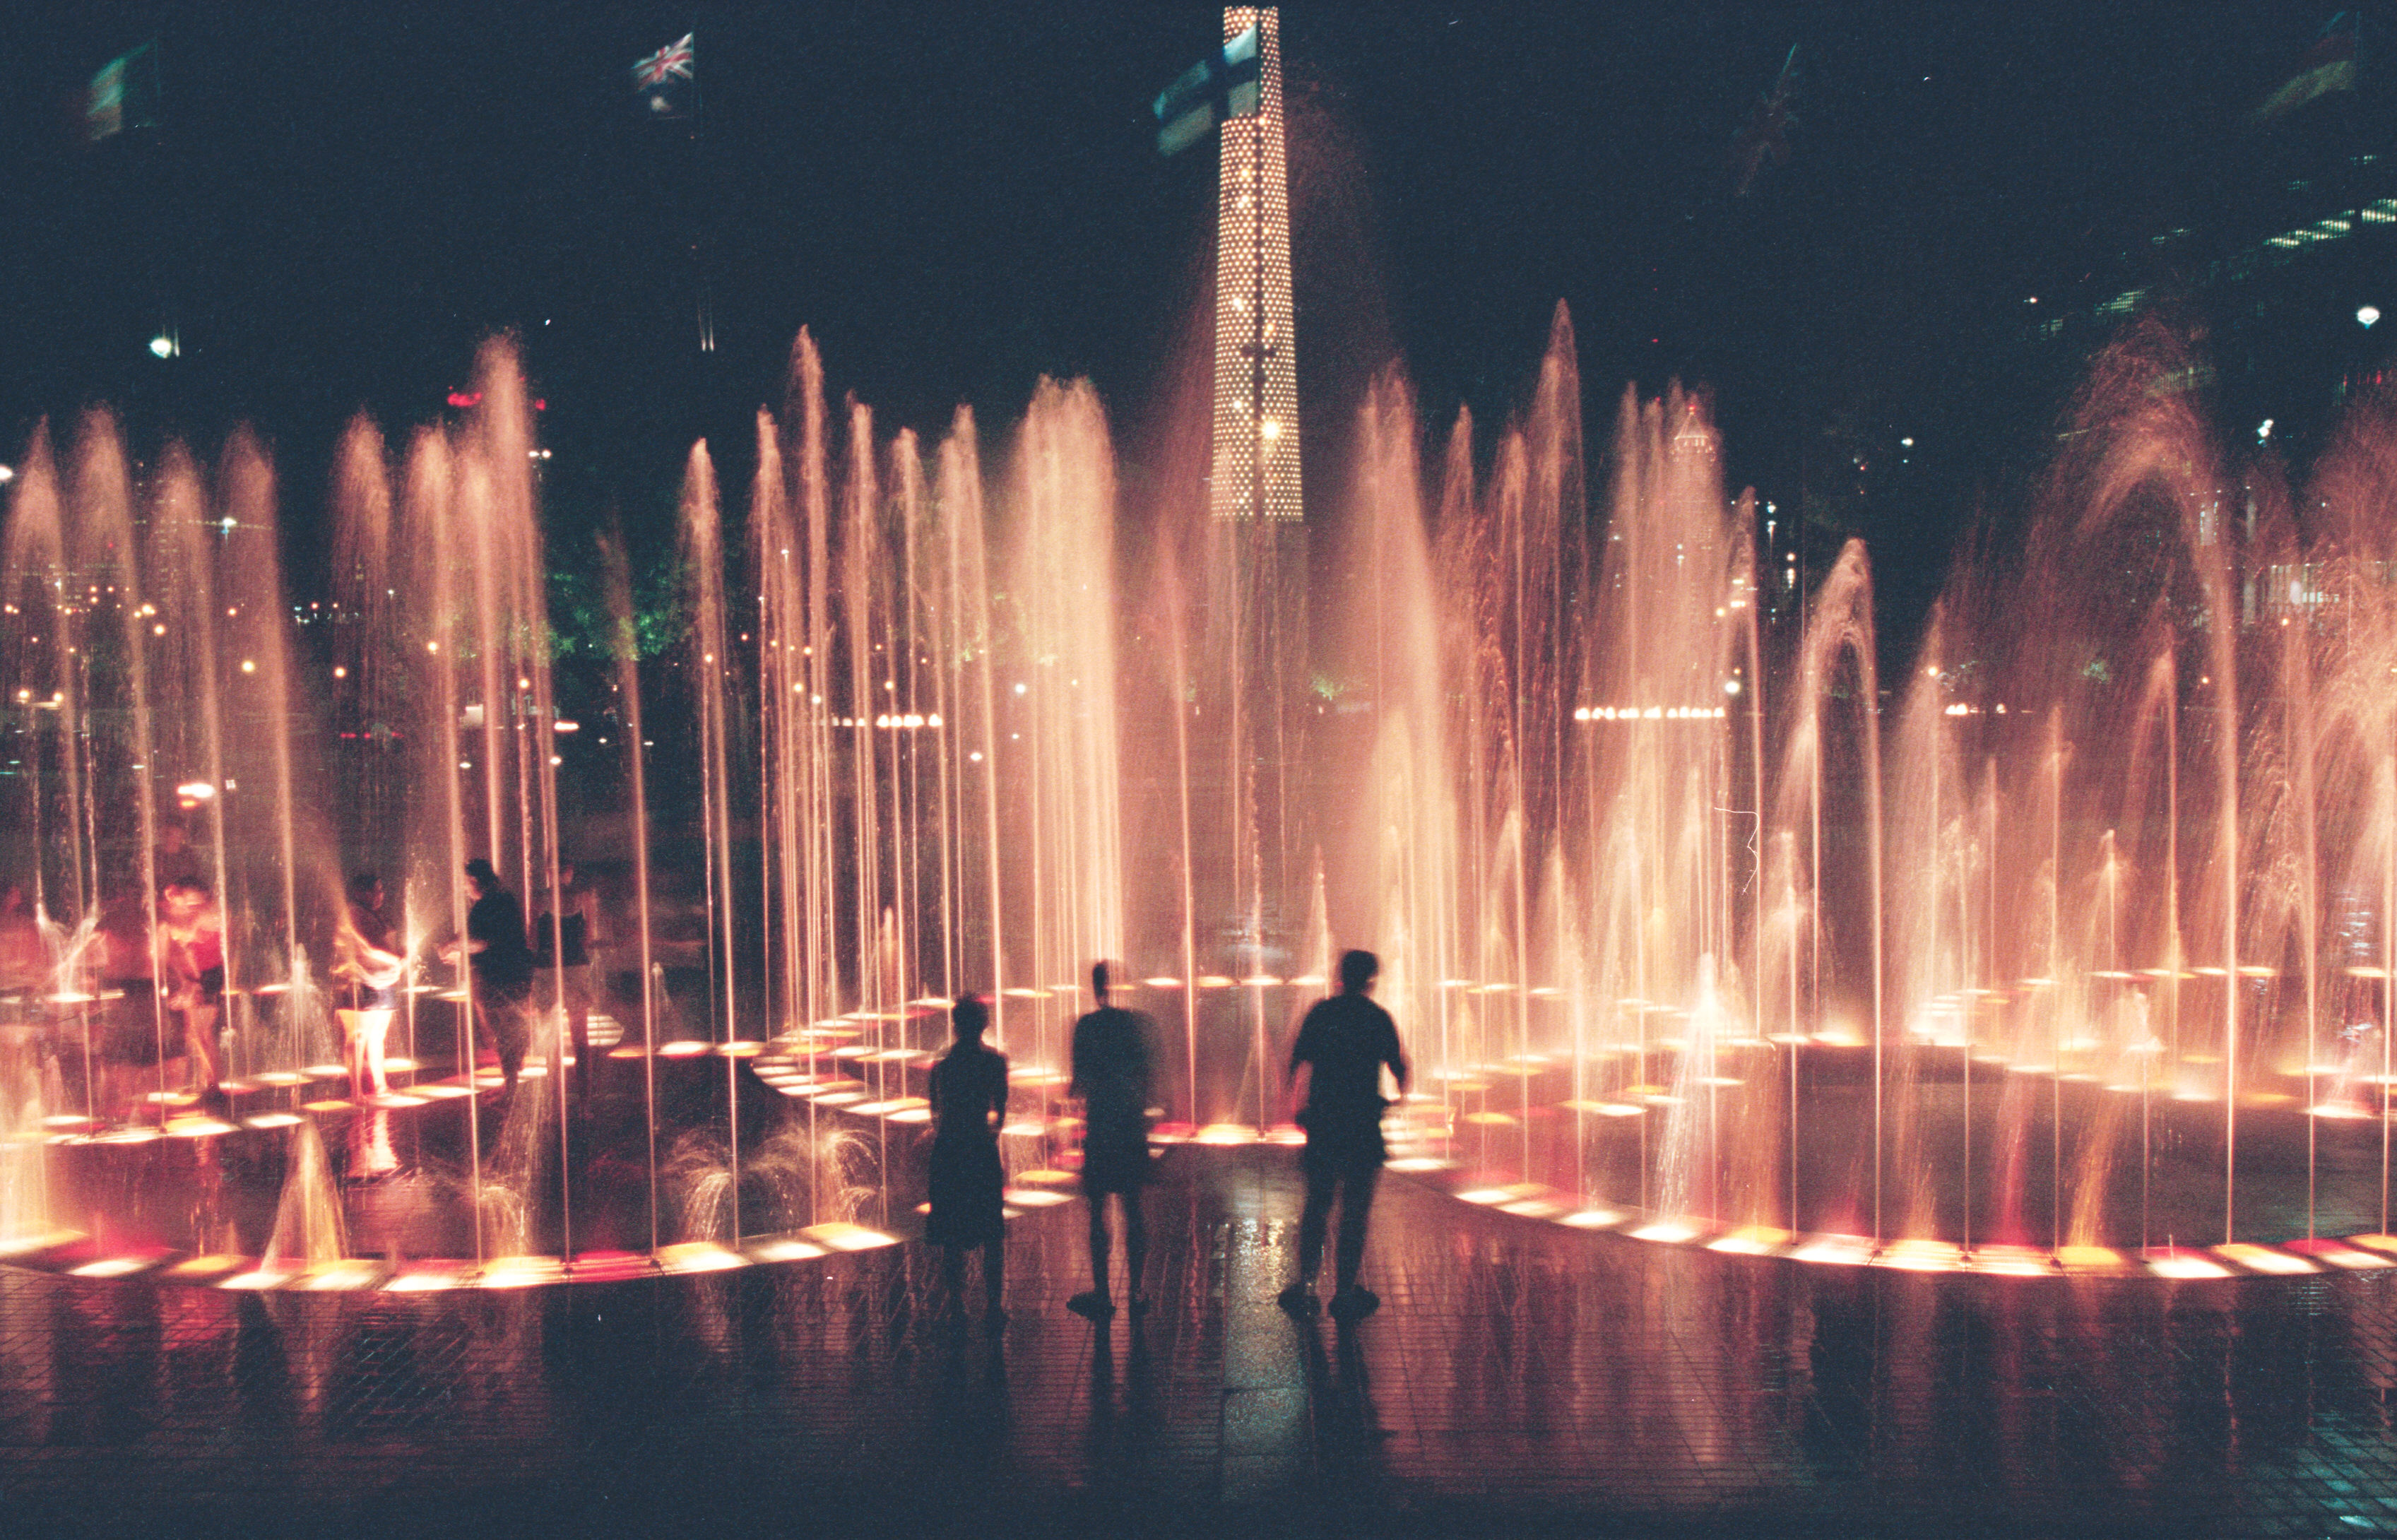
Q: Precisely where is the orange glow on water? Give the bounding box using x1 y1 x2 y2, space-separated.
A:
1707 1226 1793 1256
656 1243 747 1274
69 1254 164 1279
801 1223 897 1252
2146 1250 2234 1279
2215 1244 2317 1275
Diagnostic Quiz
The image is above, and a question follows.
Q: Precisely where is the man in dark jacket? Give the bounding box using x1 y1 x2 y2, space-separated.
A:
1279 949 1408 1320
1067 961 1155 1320
444 858 533 1094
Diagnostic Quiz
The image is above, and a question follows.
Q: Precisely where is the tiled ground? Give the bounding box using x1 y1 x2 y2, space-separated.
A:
5 1147 2397 1539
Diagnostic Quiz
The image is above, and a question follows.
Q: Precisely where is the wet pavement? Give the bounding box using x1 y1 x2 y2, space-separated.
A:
4 1146 2397 1539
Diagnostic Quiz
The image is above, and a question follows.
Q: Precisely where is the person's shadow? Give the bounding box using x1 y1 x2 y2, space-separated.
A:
938 1298 1007 1389
1297 1313 1390 1528
1078 1317 1159 1526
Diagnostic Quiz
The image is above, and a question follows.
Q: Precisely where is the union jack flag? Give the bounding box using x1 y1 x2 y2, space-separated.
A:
632 33 697 118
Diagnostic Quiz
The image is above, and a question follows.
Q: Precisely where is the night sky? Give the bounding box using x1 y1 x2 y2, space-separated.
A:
1 3 2373 647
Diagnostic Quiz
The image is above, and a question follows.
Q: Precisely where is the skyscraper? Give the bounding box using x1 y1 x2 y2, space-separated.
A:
1211 7 1299 524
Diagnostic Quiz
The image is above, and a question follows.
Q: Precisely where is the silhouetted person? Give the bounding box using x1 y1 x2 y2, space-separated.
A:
151 815 206 896
91 879 160 1117
1280 949 1409 1320
332 870 405 1098
442 859 533 1094
0 881 45 996
927 994 1009 1326
159 876 226 1099
1067 961 1154 1320
535 859 601 1106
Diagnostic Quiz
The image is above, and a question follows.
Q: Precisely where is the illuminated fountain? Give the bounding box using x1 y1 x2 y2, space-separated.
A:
11 304 2397 1286
1353 316 2397 1275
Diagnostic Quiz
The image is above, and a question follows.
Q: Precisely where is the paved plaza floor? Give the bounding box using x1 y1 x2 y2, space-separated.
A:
4 1144 2396 1539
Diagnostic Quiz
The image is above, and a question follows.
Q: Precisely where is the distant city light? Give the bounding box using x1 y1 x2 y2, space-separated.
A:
1900 437 1914 448
1573 705 1729 722
2360 305 2382 329
148 333 175 358
2259 418 2275 442
0 466 13 483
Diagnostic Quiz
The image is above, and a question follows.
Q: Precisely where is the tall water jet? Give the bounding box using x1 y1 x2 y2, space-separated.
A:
260 1120 345 1271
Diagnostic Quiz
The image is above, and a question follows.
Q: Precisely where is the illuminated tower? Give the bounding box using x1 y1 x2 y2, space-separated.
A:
1211 6 1299 523
1204 5 1308 1000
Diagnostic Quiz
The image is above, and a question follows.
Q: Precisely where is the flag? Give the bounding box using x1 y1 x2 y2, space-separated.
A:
1152 23 1262 156
632 33 697 119
87 41 160 141
1730 45 1799 197
2254 13 2358 123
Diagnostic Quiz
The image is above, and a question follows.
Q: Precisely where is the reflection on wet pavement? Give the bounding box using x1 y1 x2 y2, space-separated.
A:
5 1144 2397 1537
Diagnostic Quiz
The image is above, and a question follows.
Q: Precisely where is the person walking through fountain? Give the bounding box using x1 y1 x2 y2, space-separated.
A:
1279 949 1409 1321
90 878 160 1118
332 871 406 1098
442 859 534 1096
151 814 206 897
159 877 226 1103
1067 961 1154 1320
534 859 601 1109
927 993 1008 1327
0 882 45 999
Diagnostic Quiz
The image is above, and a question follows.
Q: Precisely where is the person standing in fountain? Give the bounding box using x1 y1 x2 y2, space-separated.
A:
159 877 227 1103
333 871 406 1098
90 879 160 1117
1067 961 1154 1320
535 859 602 1109
442 859 533 1095
927 993 1009 1326
151 815 206 896
0 882 47 1000
1280 949 1409 1321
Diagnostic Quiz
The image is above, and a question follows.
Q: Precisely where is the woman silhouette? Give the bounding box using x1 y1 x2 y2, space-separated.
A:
926 994 1009 1325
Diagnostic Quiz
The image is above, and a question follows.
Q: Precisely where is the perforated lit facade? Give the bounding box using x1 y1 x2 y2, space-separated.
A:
1212 7 1301 522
